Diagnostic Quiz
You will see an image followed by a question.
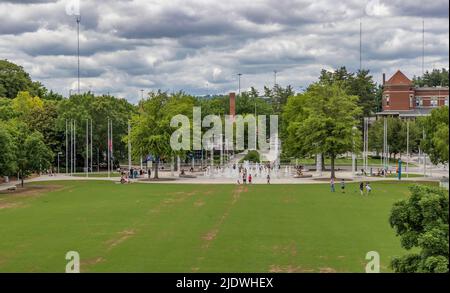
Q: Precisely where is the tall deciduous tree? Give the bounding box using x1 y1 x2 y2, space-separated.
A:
389 185 449 273
285 83 362 178
0 122 17 177
9 122 53 187
369 117 422 158
319 67 378 118
413 68 449 87
0 60 34 99
420 106 449 165
129 91 194 179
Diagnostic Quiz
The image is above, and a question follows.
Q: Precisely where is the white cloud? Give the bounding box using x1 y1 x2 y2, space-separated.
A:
0 0 448 101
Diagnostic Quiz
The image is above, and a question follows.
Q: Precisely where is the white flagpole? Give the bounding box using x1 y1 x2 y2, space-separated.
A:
74 119 76 175
128 120 131 172
90 119 93 174
86 119 89 178
111 119 113 173
66 120 68 175
107 118 110 178
406 120 409 178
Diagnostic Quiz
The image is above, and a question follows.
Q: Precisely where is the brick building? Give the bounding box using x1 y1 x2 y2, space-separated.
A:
376 70 449 118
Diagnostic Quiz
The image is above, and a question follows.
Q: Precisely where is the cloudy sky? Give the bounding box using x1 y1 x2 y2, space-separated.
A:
0 0 448 103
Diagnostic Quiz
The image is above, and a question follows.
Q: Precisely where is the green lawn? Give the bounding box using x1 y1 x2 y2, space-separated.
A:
0 180 433 273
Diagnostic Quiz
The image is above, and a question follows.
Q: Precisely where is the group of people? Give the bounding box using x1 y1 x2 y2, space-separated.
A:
330 178 372 195
237 171 271 184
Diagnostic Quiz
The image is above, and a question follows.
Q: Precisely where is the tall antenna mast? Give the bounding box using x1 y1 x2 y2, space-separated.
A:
76 14 81 94
359 19 362 72
237 73 242 95
422 18 425 75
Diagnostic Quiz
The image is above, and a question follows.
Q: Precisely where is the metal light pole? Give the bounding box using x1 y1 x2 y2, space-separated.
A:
352 126 357 178
65 120 68 175
237 73 242 95
74 119 76 174
406 120 409 178
274 70 278 87
86 119 89 177
76 15 81 94
128 120 132 172
423 128 426 177
107 118 110 178
90 119 93 173
57 152 63 174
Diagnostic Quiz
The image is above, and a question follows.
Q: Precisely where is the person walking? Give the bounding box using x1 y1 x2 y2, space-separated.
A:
243 173 247 184
366 183 372 195
359 182 364 195
330 177 335 192
340 179 345 194
266 174 270 184
248 174 252 184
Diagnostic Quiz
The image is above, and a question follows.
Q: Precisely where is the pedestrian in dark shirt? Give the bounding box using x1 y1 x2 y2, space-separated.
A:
340 179 345 193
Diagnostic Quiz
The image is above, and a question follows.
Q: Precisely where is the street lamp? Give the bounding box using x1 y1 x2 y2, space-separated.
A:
237 73 242 95
352 126 357 178
57 152 63 174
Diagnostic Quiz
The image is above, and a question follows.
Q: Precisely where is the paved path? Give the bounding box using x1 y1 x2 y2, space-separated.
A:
1 170 443 187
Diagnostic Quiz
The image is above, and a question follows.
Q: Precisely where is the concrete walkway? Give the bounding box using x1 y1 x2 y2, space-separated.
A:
1 170 443 187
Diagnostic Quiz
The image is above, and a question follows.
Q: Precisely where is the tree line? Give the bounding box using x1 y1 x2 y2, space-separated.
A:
1 59 448 182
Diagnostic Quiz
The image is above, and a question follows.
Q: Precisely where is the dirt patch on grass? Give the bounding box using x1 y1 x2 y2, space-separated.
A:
194 199 205 207
106 229 136 250
232 185 245 205
201 186 247 250
202 228 219 242
0 185 64 210
272 241 298 257
0 184 64 197
82 257 105 267
282 195 296 204
269 265 313 273
0 202 21 210
149 191 197 214
319 267 337 273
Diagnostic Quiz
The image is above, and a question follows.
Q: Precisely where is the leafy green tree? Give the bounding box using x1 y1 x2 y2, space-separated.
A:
0 122 17 177
9 123 53 187
413 68 449 87
319 67 378 117
369 117 422 158
420 106 449 165
57 93 136 169
130 91 194 178
11 91 44 118
240 150 260 163
263 84 294 115
0 97 16 121
282 93 309 158
0 60 34 99
389 185 449 273
27 100 61 155
284 83 362 178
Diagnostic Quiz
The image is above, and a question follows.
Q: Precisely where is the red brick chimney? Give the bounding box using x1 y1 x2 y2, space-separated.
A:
229 92 236 117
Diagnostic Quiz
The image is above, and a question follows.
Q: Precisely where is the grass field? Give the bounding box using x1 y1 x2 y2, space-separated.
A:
0 180 432 273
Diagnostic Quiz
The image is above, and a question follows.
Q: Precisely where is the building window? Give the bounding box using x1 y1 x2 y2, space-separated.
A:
409 95 414 108
385 95 390 106
431 98 438 107
445 98 449 106
416 97 423 107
